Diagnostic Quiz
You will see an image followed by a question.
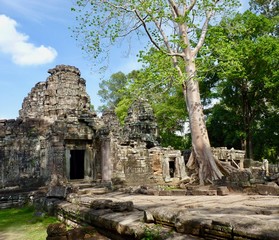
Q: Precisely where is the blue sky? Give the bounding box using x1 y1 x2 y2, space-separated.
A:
0 0 249 119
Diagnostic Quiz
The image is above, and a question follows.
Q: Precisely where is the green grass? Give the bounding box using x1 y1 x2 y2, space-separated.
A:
0 205 60 240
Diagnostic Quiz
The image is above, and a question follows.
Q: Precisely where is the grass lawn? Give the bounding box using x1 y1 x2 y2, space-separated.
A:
0 205 60 240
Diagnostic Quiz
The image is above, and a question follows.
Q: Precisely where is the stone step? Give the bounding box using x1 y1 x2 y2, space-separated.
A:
78 187 108 195
186 189 217 196
69 182 95 190
186 185 218 196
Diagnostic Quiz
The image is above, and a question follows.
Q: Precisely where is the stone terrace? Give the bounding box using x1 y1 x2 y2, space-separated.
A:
42 186 279 240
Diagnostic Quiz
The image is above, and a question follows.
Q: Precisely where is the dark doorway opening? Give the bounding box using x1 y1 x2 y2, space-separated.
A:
70 150 85 179
169 160 175 178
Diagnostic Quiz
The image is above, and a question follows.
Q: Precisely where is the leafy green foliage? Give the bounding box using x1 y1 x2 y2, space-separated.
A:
249 0 279 18
98 71 128 111
204 11 279 160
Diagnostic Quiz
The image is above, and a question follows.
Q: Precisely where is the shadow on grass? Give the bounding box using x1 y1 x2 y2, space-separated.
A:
0 205 59 240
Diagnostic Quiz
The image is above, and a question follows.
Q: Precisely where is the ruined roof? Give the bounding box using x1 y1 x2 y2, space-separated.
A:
19 65 94 122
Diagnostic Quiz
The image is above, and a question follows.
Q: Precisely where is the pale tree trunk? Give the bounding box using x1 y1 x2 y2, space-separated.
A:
183 59 223 185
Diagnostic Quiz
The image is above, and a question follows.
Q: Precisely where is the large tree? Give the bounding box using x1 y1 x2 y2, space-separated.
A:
72 0 239 184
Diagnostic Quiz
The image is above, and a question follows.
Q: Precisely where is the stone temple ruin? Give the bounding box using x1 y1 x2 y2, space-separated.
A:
0 65 187 189
1 65 279 240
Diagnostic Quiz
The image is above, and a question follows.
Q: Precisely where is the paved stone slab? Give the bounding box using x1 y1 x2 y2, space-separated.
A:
53 192 279 239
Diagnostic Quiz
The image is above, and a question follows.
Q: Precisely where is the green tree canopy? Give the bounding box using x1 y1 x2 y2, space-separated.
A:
204 11 279 161
249 0 279 18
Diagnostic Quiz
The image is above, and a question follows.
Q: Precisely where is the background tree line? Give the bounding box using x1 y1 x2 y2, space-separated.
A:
97 0 279 163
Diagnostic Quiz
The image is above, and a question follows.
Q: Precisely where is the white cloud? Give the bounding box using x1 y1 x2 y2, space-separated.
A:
0 14 57 65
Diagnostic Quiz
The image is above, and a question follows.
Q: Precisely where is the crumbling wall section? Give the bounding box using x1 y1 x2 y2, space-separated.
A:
0 65 100 189
103 99 187 185
0 119 49 188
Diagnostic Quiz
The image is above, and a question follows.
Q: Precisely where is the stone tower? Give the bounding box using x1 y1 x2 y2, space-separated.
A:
122 98 159 148
19 65 93 122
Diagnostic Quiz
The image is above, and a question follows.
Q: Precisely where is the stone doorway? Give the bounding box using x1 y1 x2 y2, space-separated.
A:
169 160 175 178
70 150 85 179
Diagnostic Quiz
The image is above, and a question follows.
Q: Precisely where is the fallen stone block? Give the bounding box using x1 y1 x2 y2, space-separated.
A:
109 201 134 212
144 210 154 223
47 186 67 199
67 228 85 240
187 189 217 196
158 190 172 196
46 236 67 240
47 223 67 237
217 186 229 196
171 190 186 196
149 207 178 227
256 184 279 195
90 199 113 209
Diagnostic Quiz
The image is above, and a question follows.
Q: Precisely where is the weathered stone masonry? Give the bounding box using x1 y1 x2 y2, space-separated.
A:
0 65 102 188
0 65 187 189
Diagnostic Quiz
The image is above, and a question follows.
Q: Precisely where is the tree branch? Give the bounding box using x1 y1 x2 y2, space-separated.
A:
168 0 181 17
192 10 214 56
187 0 197 12
102 0 135 13
134 10 162 51
117 18 145 38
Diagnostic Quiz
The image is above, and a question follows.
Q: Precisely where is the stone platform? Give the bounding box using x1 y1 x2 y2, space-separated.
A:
45 189 279 240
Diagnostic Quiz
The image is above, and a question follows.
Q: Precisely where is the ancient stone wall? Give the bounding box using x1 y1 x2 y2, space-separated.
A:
0 65 100 189
0 118 50 188
211 147 245 169
0 65 187 189
105 99 187 185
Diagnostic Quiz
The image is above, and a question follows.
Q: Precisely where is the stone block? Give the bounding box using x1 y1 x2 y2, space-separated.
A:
90 199 113 209
171 190 186 196
47 186 67 199
67 228 85 240
256 184 279 195
159 190 172 196
47 223 67 237
191 190 217 196
217 186 229 196
144 210 154 223
46 236 67 240
204 228 232 239
109 201 134 212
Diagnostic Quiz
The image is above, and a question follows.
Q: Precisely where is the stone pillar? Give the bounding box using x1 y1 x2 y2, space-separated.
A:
0 162 4 188
239 158 244 170
101 138 112 183
99 127 112 183
65 148 71 179
84 145 93 180
162 155 171 182
91 148 97 181
177 156 188 179
262 159 269 176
